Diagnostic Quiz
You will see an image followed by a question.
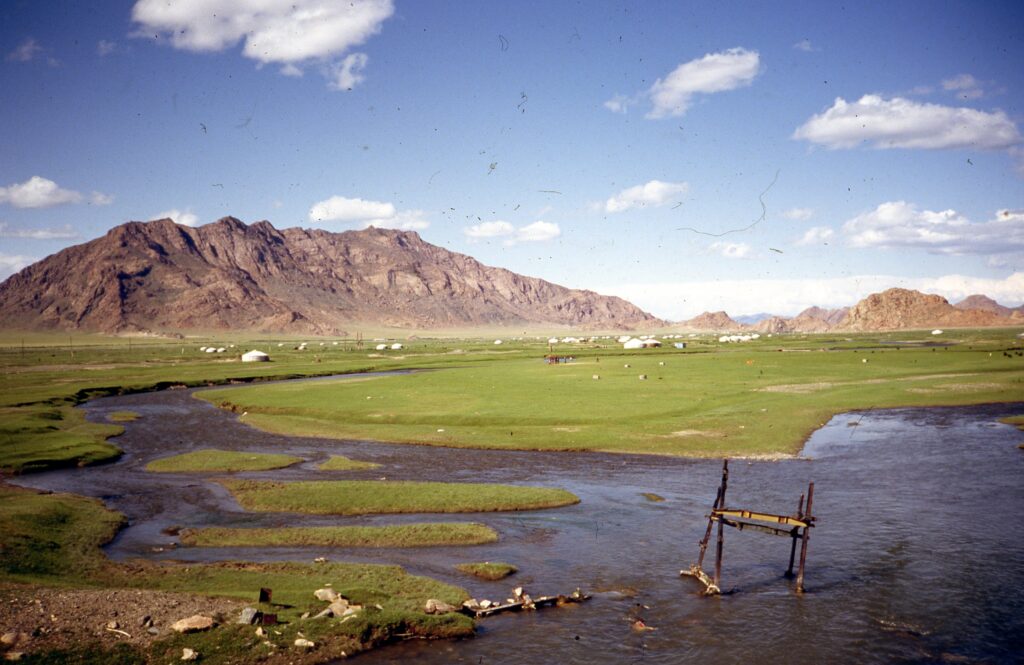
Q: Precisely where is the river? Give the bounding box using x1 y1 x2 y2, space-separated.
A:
10 382 1024 664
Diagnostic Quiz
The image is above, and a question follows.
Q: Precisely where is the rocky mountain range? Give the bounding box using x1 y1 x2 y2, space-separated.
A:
682 289 1022 333
0 217 662 334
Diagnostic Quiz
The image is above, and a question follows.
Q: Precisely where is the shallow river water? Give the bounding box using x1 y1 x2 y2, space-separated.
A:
11 381 1024 664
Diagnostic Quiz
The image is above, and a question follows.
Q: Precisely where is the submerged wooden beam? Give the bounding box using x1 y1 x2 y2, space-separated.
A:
680 564 721 595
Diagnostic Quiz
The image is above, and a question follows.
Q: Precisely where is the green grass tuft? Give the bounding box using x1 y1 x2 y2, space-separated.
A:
318 454 382 471
106 410 139 423
218 479 579 515
146 449 303 473
455 561 517 580
180 522 499 548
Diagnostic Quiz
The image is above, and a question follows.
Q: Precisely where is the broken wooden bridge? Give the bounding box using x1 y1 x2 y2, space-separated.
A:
681 459 816 595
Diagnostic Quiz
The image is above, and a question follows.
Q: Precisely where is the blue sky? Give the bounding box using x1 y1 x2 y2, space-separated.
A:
1 1 1022 320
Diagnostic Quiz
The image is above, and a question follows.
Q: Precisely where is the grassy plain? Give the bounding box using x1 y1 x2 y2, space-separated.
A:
219 479 580 515
146 449 303 473
202 331 1024 457
180 522 499 548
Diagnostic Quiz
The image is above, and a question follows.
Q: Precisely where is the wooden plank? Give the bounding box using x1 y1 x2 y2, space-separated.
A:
714 508 812 528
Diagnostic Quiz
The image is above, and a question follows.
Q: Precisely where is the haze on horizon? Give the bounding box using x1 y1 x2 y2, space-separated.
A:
1 1 1022 321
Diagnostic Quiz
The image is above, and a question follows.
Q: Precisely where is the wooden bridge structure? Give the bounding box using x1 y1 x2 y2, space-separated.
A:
681 459 816 595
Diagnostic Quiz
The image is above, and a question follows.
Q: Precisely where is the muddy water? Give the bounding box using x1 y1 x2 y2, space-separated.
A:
11 383 1024 664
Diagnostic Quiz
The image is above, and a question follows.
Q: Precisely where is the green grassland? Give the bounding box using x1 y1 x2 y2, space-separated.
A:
202 334 1024 457
146 449 303 473
219 479 580 515
0 482 473 662
180 522 499 548
318 454 382 471
106 410 139 422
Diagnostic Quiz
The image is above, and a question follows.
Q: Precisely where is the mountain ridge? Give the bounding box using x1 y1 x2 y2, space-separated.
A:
0 217 663 334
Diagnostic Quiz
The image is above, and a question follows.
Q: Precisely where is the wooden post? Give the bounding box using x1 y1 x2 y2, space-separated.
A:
713 460 729 589
786 493 804 578
796 482 814 593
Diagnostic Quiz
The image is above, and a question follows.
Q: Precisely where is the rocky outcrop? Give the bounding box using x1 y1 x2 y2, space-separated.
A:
0 217 662 333
840 288 1007 331
684 311 744 330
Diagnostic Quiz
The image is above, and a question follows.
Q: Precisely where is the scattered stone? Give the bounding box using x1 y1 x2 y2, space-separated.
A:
0 633 18 647
4 652 24 662
479 599 493 609
140 615 153 628
237 607 261 625
255 627 267 638
313 556 327 563
639 374 647 380
294 638 315 649
170 615 215 634
181 647 199 661
424 599 459 614
147 627 159 636
106 620 119 630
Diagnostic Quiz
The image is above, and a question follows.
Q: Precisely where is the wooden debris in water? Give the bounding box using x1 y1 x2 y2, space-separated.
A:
461 587 589 618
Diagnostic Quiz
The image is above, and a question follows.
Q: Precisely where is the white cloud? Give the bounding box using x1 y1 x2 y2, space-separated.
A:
843 202 1024 257
280 63 303 77
941 73 983 100
309 196 395 223
6 37 42 62
600 273 1024 321
0 176 83 209
793 95 1022 150
795 226 834 245
152 209 199 227
783 207 814 221
90 191 114 206
0 222 78 240
514 221 560 243
0 253 37 279
603 94 635 114
604 180 689 213
709 241 752 259
465 221 515 240
131 0 393 88
646 48 760 119
363 209 429 231
327 52 368 90
463 220 560 245
793 39 816 52
97 40 117 56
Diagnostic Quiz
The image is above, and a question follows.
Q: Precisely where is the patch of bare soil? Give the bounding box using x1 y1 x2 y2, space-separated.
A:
0 585 243 655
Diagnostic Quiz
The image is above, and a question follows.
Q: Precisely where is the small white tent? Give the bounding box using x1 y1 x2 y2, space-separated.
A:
623 338 645 349
391 343 404 350
242 350 270 362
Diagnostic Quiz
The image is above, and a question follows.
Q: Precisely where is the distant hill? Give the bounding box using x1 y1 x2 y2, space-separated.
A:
733 312 774 325
0 217 662 334
678 290 1019 333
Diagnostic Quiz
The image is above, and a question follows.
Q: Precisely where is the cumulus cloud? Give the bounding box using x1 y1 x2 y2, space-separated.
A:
0 222 78 240
362 209 430 231
309 195 428 230
646 48 760 119
309 196 395 223
600 273 1024 321
783 207 814 221
152 209 199 227
793 95 1022 150
97 40 118 56
604 180 689 213
842 202 1024 257
463 220 560 245
0 253 37 279
795 226 834 245
6 37 42 62
0 176 84 209
793 39 816 52
327 52 368 90
131 0 393 88
941 73 983 100
90 191 115 206
709 241 752 259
